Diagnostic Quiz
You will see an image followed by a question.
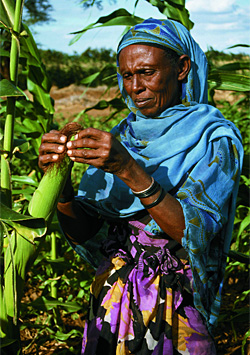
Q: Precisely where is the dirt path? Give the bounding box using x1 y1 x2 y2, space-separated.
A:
50 84 119 122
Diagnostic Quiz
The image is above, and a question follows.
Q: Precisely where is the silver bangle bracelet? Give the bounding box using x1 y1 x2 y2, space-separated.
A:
131 178 161 198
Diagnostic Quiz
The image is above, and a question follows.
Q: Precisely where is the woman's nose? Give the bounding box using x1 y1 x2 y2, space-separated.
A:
132 74 144 94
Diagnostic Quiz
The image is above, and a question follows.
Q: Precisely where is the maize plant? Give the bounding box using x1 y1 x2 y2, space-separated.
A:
0 0 77 352
1 120 81 353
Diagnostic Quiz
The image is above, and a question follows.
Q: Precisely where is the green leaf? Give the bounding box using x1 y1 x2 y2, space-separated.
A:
237 214 250 237
0 202 46 242
228 250 250 264
30 295 83 312
242 329 250 355
19 24 46 69
208 71 250 91
0 48 11 57
12 175 38 187
43 257 72 272
227 44 250 49
218 62 250 71
55 329 82 341
81 72 101 84
84 97 127 113
23 118 43 132
13 141 30 155
70 2 193 45
234 290 250 307
27 67 54 115
14 118 43 134
147 0 194 30
12 187 36 199
81 63 116 87
0 0 15 30
0 79 24 97
0 337 18 348
69 9 143 44
17 24 54 118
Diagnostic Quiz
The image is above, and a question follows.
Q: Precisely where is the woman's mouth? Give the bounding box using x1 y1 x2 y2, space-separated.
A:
134 98 152 108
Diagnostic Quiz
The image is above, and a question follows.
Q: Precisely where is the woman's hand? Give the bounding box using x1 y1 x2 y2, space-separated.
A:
66 127 132 175
38 130 67 172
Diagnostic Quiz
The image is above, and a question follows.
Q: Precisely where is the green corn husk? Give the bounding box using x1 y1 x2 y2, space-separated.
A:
28 122 82 222
28 155 72 222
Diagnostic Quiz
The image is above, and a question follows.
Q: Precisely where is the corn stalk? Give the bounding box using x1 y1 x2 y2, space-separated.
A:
0 0 71 352
1 122 81 353
1 0 23 208
0 1 25 351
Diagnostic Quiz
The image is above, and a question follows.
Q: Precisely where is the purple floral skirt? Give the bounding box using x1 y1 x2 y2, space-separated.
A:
81 219 216 354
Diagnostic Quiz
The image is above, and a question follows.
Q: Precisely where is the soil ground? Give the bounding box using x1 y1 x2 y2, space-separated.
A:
50 84 120 123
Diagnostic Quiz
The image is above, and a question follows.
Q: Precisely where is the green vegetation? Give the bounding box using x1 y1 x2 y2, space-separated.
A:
34 47 249 90
0 0 249 354
38 48 117 88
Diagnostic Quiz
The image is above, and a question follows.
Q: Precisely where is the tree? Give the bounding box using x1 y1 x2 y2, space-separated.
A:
23 0 54 25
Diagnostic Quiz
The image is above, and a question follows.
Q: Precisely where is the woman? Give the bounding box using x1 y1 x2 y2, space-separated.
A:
39 19 243 354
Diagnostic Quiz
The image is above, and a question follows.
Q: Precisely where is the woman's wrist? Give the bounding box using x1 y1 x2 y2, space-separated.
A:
131 177 161 198
116 157 153 192
115 158 167 210
59 174 75 203
58 194 74 203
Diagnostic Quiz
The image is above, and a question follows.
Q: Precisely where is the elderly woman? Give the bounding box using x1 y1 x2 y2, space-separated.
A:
39 19 243 354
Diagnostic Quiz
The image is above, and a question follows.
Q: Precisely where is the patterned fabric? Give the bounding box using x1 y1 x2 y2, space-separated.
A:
74 19 244 332
81 221 216 354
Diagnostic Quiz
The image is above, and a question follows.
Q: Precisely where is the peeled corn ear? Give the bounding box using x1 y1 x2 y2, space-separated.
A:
28 156 72 221
28 122 82 222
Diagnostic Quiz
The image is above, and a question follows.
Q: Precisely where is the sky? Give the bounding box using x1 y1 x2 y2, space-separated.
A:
31 0 250 55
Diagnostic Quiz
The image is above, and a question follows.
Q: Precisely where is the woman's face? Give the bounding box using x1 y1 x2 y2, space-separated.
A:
119 44 181 117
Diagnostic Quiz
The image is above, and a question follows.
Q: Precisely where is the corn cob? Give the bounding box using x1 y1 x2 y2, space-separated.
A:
28 122 82 221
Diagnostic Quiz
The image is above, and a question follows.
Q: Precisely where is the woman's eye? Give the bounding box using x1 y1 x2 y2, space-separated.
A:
143 70 154 76
123 73 131 79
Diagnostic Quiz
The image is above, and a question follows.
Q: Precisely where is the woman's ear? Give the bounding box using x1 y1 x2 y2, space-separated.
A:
178 55 191 81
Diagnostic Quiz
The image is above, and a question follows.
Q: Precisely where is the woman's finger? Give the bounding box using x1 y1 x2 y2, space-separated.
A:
38 153 60 170
67 147 100 160
41 132 67 144
68 128 108 150
76 127 104 141
39 142 65 155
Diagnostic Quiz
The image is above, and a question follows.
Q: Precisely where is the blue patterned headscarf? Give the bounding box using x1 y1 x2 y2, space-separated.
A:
76 18 243 333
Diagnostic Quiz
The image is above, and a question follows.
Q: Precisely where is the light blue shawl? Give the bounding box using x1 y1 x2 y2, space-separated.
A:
76 19 243 332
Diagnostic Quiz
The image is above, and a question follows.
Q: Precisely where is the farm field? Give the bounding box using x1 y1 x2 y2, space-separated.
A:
1 1 249 354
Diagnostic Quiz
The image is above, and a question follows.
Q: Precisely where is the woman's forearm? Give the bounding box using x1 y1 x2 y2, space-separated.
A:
116 157 185 244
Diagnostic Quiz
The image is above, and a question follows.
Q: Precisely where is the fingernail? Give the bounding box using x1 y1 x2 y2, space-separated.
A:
60 136 67 143
74 134 78 140
52 154 58 160
67 141 72 148
67 150 72 156
58 145 64 152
